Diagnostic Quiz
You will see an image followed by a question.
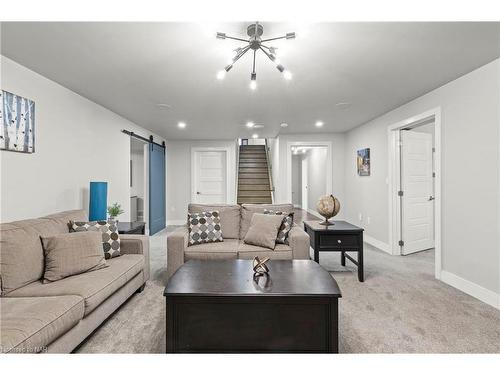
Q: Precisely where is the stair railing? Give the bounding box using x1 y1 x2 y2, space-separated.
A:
264 139 275 203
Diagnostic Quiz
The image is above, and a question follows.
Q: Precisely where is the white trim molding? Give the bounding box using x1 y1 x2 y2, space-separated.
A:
364 234 391 254
440 271 500 310
285 141 333 204
387 107 442 280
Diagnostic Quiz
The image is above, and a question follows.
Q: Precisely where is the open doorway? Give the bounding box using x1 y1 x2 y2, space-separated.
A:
130 137 148 229
290 145 329 216
388 108 442 279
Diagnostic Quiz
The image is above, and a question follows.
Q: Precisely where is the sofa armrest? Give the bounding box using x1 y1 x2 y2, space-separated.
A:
167 227 189 279
287 225 310 259
120 234 150 282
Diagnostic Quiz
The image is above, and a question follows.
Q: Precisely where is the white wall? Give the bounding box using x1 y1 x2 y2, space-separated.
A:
0 56 165 223
343 59 500 300
166 139 237 224
273 133 345 219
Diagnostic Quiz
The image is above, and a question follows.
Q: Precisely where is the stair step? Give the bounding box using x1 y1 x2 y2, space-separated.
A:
240 154 266 159
237 197 273 204
239 173 268 179
238 191 272 197
238 178 270 185
239 162 267 168
240 145 265 149
239 168 268 174
238 184 271 191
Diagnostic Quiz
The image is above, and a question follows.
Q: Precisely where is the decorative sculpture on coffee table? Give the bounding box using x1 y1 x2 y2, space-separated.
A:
316 194 341 226
252 256 270 276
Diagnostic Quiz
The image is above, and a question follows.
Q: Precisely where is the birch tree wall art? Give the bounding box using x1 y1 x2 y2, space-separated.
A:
0 90 35 153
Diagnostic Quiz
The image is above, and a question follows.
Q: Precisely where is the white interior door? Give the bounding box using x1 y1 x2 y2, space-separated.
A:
400 130 434 254
301 158 308 211
193 150 227 204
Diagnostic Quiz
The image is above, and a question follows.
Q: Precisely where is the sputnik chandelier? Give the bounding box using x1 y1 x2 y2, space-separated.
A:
216 22 296 90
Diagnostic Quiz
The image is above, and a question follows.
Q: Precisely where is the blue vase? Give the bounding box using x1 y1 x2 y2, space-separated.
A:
89 182 108 221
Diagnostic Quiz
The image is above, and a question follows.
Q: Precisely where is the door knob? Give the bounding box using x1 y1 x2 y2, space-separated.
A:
196 191 201 195
428 196 435 201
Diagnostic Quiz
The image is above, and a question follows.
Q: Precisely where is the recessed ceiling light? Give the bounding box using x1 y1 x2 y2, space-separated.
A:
216 70 226 80
280 123 289 128
253 124 264 129
178 122 186 129
156 103 171 109
246 122 254 128
302 149 306 154
252 133 258 139
315 121 324 127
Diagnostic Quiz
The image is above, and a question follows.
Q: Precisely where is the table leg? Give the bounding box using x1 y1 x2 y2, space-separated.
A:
341 251 346 266
314 249 319 263
358 242 364 282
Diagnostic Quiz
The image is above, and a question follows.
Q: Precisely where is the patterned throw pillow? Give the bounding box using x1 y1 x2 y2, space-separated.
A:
263 210 294 244
188 211 223 246
69 220 121 259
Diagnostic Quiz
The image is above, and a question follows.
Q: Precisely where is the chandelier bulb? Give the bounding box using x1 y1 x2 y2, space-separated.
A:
249 80 257 90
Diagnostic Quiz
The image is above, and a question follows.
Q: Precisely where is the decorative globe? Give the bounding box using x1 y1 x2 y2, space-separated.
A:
316 194 341 225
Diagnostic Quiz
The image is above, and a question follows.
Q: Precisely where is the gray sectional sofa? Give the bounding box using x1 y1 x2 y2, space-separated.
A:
167 203 310 279
0 209 150 353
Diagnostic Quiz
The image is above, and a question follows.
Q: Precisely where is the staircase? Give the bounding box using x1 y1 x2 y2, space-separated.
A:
237 145 273 204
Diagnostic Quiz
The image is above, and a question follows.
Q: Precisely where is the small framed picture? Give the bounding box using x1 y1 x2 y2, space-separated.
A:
357 148 370 176
0 90 36 153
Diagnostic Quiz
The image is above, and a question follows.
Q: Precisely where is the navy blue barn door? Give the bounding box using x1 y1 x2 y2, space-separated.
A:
149 143 166 235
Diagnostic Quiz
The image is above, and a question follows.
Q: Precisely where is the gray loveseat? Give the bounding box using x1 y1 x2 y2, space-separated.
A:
167 203 310 279
0 209 149 353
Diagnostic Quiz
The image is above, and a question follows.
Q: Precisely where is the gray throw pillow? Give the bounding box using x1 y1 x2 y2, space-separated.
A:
188 211 223 246
70 220 121 259
243 213 285 250
41 231 108 283
263 209 294 244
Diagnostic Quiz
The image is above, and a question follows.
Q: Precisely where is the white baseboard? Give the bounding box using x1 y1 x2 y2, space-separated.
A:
440 270 500 310
166 219 185 226
364 234 391 254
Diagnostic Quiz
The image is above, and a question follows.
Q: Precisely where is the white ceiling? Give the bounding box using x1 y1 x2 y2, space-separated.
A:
1 22 499 140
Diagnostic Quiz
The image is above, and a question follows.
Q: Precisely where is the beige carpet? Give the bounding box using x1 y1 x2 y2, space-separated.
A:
76 230 500 353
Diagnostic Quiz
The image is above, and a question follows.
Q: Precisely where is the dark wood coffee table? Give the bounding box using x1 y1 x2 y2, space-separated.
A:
164 259 342 353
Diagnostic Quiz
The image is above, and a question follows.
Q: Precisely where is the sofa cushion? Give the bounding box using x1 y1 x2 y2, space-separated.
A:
70 220 121 259
42 209 88 233
187 211 223 246
0 210 88 296
240 204 294 239
188 204 241 239
0 220 50 295
41 232 108 283
237 242 293 260
0 295 84 353
7 254 144 316
184 239 239 260
264 209 294 244
243 213 284 250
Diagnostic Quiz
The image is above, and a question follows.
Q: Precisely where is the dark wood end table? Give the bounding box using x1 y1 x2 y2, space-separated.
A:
164 259 342 353
117 221 146 235
304 220 365 282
